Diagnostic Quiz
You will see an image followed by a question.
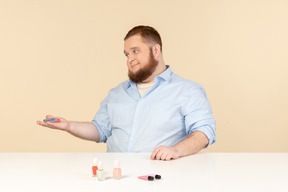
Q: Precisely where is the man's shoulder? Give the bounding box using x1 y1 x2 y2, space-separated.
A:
170 73 203 90
169 73 207 99
108 80 130 94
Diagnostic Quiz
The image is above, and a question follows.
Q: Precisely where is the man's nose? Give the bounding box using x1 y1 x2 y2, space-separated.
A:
128 56 135 63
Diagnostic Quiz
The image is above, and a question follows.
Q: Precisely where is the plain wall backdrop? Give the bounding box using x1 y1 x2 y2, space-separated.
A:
0 0 287 152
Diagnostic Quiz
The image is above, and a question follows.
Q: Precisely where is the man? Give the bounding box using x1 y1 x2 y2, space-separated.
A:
37 25 216 161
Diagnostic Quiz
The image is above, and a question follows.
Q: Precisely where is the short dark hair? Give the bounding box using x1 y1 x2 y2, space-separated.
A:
124 25 162 52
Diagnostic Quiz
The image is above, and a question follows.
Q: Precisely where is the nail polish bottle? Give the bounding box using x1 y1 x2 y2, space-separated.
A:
113 160 121 179
97 161 105 181
138 175 154 181
43 117 61 123
92 158 98 177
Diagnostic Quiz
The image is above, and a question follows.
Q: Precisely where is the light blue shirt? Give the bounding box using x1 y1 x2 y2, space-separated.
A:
92 66 216 152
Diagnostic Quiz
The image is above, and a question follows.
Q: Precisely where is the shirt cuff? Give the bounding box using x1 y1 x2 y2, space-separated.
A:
190 124 216 148
91 120 106 143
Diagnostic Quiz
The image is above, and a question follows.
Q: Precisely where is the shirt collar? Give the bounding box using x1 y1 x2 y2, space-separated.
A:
156 65 172 82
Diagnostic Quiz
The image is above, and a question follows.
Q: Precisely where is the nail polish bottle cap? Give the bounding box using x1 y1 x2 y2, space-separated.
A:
148 176 154 181
93 158 98 166
155 174 161 179
98 161 103 170
114 160 120 168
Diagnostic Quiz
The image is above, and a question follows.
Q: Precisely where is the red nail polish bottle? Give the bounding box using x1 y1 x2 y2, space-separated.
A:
92 158 98 177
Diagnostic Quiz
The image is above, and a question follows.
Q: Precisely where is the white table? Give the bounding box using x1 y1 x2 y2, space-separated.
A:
0 153 287 192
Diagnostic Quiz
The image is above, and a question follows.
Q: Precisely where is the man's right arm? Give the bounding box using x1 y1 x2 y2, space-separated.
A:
37 115 100 142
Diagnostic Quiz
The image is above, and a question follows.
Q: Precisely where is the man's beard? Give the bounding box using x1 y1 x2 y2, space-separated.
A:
128 51 159 83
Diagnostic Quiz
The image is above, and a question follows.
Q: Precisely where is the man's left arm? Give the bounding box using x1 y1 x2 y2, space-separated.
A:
150 130 209 160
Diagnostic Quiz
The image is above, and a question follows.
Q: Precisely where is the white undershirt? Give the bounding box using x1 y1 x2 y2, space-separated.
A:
137 82 154 97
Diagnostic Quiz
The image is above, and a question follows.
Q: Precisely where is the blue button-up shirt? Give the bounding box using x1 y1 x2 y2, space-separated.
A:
92 66 216 152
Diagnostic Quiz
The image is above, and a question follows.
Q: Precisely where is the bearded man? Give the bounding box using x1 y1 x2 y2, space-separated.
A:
37 26 216 161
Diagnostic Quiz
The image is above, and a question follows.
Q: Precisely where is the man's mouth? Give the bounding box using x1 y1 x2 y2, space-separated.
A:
131 63 139 68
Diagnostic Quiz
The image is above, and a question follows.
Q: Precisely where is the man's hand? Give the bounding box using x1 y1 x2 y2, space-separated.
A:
37 115 71 132
150 131 209 161
150 145 181 161
37 115 100 142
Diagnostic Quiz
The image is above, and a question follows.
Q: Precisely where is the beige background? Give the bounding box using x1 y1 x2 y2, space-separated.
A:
0 0 287 152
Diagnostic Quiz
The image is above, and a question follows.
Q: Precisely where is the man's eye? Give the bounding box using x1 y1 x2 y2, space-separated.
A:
133 50 138 54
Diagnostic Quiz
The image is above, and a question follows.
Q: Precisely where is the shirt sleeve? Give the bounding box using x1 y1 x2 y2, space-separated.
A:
92 94 112 143
182 85 216 147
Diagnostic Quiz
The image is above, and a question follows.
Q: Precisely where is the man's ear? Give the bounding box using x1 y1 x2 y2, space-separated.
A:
153 44 161 56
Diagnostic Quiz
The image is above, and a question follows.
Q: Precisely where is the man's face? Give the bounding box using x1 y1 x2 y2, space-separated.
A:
124 35 158 83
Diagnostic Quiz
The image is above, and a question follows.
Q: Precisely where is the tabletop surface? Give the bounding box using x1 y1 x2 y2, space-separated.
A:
0 152 287 192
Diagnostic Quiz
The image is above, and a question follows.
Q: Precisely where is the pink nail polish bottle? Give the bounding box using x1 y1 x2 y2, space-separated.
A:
113 160 121 179
138 175 154 181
